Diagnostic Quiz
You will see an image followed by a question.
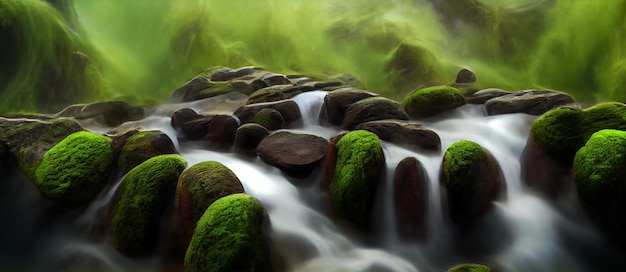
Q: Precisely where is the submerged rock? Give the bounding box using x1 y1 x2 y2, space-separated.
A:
485 89 574 115
342 97 409 130
176 161 245 243
184 193 271 272
330 130 385 229
574 129 626 249
394 157 429 242
256 131 328 178
401 85 466 118
110 154 187 256
441 140 504 225
34 131 114 207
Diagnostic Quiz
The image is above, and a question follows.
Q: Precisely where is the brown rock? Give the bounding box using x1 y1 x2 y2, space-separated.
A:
256 131 328 178
234 123 270 151
394 157 429 242
319 87 378 126
342 97 409 129
485 89 575 115
464 88 510 104
235 100 302 127
354 120 440 151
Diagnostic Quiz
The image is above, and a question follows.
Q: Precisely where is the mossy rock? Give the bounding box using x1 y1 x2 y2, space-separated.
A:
574 129 626 249
176 161 245 242
401 85 466 118
110 154 187 255
0 118 83 180
386 42 444 93
184 193 271 272
447 263 491 272
330 130 384 229
529 103 626 165
32 131 113 207
117 130 178 174
248 108 285 130
441 140 503 224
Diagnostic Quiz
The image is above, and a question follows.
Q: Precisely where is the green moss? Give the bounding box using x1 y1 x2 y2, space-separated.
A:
401 85 465 118
386 42 444 93
33 131 113 207
117 130 177 174
330 130 384 227
178 161 245 224
184 193 270 272
447 263 491 272
442 140 487 192
530 103 626 164
110 154 187 255
574 129 626 248
249 108 284 130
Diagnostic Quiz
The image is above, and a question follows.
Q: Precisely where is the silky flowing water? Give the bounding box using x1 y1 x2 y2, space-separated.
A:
1 91 622 271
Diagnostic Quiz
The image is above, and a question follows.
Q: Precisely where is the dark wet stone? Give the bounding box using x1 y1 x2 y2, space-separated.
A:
319 87 378 126
485 89 575 115
394 157 429 242
465 88 510 104
256 131 328 178
235 100 302 127
342 97 409 129
354 120 440 151
234 123 271 151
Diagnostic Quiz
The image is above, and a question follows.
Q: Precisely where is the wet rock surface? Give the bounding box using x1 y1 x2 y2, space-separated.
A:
256 131 328 177
485 89 575 115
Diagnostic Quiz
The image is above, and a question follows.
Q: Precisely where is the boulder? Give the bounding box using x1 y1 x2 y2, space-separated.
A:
330 130 385 229
574 129 626 249
401 85 466 118
184 194 271 272
246 85 293 105
354 120 440 151
117 130 178 174
454 68 477 85
464 88 510 105
110 154 187 255
342 97 409 130
234 123 271 151
485 89 575 116
441 140 504 225
171 108 200 132
178 115 239 147
522 103 626 197
235 100 302 127
256 131 328 178
34 131 114 207
176 161 245 243
319 87 378 126
394 157 429 241
0 118 83 180
248 108 286 130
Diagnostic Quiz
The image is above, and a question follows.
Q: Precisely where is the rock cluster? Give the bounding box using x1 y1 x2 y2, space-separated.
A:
3 64 626 268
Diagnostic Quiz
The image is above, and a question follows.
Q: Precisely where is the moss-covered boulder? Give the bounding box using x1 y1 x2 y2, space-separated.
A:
522 103 626 197
184 193 271 272
117 130 178 174
441 140 504 224
33 131 114 207
447 263 491 272
574 129 626 249
329 130 385 229
110 154 187 255
248 108 285 130
176 161 245 243
342 97 409 130
401 85 466 119
0 118 83 180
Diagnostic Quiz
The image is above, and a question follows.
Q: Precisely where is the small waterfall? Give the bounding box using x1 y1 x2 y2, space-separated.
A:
2 92 622 271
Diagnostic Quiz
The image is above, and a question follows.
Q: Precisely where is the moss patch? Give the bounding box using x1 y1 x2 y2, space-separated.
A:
184 193 270 272
447 263 491 272
401 85 466 118
110 154 187 255
34 131 113 207
117 130 177 174
330 130 384 227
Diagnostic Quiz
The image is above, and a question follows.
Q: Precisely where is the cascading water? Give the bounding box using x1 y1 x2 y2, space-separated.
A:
1 91 622 271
